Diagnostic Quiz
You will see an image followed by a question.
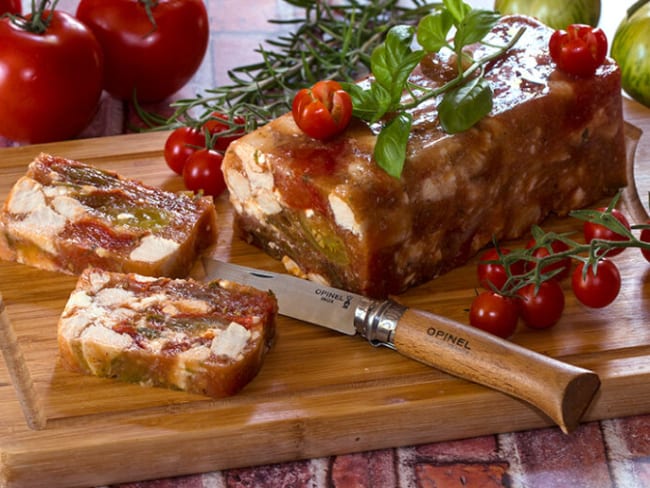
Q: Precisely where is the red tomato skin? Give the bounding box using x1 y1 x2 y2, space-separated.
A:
469 291 519 339
571 260 621 308
0 11 103 143
182 149 227 198
549 24 608 77
476 248 525 291
517 280 565 329
76 0 208 102
164 127 205 175
640 224 650 262
292 80 353 140
0 0 20 14
583 208 630 257
203 113 246 151
525 238 572 280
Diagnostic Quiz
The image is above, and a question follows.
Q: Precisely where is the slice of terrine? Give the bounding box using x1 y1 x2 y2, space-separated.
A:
222 15 627 298
58 267 277 397
0 153 218 278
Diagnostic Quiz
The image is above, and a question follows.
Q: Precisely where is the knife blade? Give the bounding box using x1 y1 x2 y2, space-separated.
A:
201 257 600 433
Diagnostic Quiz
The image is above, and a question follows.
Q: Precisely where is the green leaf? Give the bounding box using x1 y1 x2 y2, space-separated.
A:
371 25 414 88
371 25 424 103
374 112 413 179
343 82 393 123
443 0 472 24
417 11 454 52
438 77 493 133
454 9 501 48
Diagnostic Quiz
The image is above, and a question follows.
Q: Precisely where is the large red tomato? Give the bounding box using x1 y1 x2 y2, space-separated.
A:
0 10 104 143
76 0 209 102
0 0 21 14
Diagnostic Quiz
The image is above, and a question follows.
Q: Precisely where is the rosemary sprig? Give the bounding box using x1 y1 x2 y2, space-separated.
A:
143 0 442 150
483 192 650 296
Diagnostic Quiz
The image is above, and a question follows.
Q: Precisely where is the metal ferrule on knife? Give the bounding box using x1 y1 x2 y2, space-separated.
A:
354 299 406 349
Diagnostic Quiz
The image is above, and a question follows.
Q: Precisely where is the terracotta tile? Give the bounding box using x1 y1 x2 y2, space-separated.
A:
510 423 612 487
224 460 315 488
210 0 296 32
414 462 509 488
415 435 499 460
612 414 650 456
331 450 397 488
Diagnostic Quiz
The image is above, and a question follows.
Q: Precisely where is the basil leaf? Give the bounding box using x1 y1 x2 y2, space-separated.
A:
454 9 501 48
371 25 424 105
443 0 471 25
371 26 413 88
374 112 412 179
343 82 378 119
438 77 493 134
417 11 454 52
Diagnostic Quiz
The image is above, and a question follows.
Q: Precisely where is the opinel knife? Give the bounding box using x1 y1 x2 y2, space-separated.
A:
201 258 600 433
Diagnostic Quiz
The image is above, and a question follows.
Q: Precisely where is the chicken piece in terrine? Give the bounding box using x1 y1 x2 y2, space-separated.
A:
222 15 627 298
0 153 218 278
58 267 277 397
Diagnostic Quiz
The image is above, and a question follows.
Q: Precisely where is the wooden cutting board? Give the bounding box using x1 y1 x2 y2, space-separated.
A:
1 98 650 488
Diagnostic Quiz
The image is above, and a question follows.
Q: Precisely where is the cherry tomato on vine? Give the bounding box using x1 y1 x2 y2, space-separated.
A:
525 238 572 280
0 10 103 143
76 0 209 102
517 280 565 329
164 127 205 175
0 0 21 14
640 223 650 262
292 80 353 140
204 113 246 151
583 208 631 257
469 291 519 339
571 259 621 308
476 248 525 291
182 149 227 198
549 24 608 77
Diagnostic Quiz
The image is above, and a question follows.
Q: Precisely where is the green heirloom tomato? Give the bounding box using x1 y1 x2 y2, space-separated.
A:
494 0 601 29
611 0 650 107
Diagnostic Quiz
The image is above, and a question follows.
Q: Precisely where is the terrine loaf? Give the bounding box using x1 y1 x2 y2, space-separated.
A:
0 153 218 278
58 267 277 397
222 15 627 298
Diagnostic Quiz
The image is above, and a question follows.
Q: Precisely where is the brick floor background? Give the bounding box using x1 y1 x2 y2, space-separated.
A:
4 1 649 487
103 414 650 487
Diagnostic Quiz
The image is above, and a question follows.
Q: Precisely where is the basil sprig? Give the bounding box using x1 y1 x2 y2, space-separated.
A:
344 0 522 179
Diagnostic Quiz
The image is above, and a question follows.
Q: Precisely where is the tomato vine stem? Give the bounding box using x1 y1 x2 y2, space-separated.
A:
6 0 60 34
484 192 650 296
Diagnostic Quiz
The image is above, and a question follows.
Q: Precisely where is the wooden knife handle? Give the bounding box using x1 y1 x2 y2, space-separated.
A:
358 300 600 433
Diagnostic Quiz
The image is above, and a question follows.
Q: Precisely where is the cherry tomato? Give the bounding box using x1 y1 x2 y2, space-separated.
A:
640 223 650 262
0 0 20 14
182 149 227 198
525 238 572 280
76 0 209 102
476 248 525 291
164 127 205 175
469 291 519 339
517 280 565 329
292 80 353 140
583 208 631 257
204 113 246 151
549 24 608 77
571 259 621 308
0 10 103 143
